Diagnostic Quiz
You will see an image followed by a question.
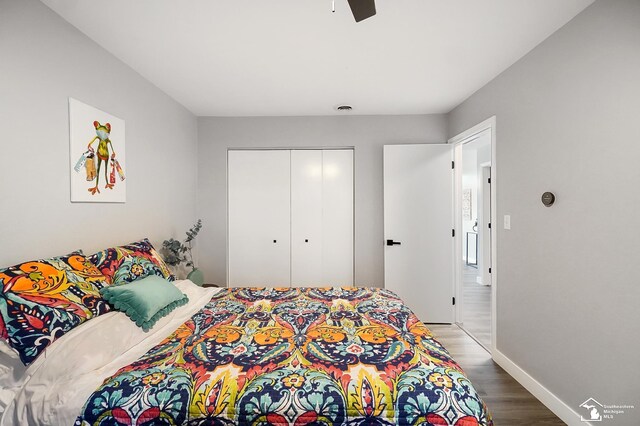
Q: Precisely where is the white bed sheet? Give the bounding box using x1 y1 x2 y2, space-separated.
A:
0 280 221 426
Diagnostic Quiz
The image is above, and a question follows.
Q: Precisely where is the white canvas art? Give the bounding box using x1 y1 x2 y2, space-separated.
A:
69 98 126 202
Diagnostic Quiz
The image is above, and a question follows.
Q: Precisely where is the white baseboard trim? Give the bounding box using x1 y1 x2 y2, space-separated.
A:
492 349 589 426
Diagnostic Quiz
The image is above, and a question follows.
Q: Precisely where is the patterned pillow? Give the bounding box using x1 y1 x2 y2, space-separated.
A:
0 252 111 365
89 238 175 286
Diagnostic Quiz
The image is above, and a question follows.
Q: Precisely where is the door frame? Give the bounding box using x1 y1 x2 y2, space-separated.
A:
448 116 497 353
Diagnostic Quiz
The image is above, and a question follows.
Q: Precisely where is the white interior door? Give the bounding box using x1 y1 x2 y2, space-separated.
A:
321 150 354 286
228 150 291 286
291 150 323 285
384 144 454 323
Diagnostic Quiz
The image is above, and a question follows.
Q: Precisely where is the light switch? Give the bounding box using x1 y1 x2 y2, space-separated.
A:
504 215 511 230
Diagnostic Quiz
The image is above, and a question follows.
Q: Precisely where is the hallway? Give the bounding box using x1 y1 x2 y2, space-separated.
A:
462 265 491 348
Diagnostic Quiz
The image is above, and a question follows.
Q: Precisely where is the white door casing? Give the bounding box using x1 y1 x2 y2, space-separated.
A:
449 116 497 354
383 144 454 323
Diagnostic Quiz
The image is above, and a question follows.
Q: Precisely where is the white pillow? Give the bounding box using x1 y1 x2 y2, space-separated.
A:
176 279 216 300
0 340 27 413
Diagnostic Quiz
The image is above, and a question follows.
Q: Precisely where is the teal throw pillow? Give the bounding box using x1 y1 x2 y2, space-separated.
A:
100 275 188 331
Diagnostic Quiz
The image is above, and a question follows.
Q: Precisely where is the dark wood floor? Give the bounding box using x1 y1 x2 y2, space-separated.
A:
428 324 565 425
461 265 491 348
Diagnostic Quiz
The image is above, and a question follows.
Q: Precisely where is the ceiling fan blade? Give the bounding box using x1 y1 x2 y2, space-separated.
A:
346 0 376 22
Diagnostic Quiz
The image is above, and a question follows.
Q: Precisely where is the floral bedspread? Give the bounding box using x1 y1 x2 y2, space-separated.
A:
76 287 492 425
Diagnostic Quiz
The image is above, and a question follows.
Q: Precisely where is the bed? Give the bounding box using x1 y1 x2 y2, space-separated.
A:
0 243 491 426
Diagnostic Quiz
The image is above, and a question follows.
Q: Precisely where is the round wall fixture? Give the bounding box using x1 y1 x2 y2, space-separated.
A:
336 105 353 111
541 192 556 207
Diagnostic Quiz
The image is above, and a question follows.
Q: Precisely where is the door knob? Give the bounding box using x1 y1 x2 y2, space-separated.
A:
386 239 401 246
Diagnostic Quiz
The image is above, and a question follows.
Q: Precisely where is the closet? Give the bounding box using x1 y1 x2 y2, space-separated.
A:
228 149 354 287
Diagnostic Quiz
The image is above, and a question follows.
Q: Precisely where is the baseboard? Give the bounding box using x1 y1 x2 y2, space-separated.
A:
492 349 589 426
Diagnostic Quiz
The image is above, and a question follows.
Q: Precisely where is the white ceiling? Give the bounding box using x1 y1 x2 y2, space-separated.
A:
41 0 593 117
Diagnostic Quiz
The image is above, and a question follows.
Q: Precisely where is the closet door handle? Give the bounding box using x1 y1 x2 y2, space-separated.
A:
386 239 401 246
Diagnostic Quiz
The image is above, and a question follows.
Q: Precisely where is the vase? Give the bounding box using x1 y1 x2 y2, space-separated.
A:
187 268 204 286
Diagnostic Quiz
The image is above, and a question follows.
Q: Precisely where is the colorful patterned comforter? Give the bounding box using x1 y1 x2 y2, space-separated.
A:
76 287 492 425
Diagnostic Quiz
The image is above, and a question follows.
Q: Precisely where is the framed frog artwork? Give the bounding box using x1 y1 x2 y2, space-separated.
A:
69 98 126 203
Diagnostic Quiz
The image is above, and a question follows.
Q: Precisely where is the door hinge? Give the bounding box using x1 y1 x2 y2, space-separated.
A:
488 223 491 229
488 177 491 184
452 297 456 305
489 267 492 273
451 161 455 169
452 229 455 237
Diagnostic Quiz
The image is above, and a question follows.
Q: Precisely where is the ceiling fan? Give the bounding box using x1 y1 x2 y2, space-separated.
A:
345 0 377 22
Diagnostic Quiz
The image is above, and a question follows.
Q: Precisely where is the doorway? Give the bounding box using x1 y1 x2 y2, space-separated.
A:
450 117 496 353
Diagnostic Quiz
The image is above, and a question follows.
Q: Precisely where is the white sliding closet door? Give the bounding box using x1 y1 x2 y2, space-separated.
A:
321 150 354 286
228 150 291 286
291 149 354 286
291 150 323 285
228 149 353 287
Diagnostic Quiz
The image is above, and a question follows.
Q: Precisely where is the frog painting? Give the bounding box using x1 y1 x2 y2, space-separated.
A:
69 98 126 203
86 120 122 195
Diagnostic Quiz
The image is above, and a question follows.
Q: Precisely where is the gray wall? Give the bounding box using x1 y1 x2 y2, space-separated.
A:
448 0 640 421
0 0 198 266
198 115 448 286
5 0 638 420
